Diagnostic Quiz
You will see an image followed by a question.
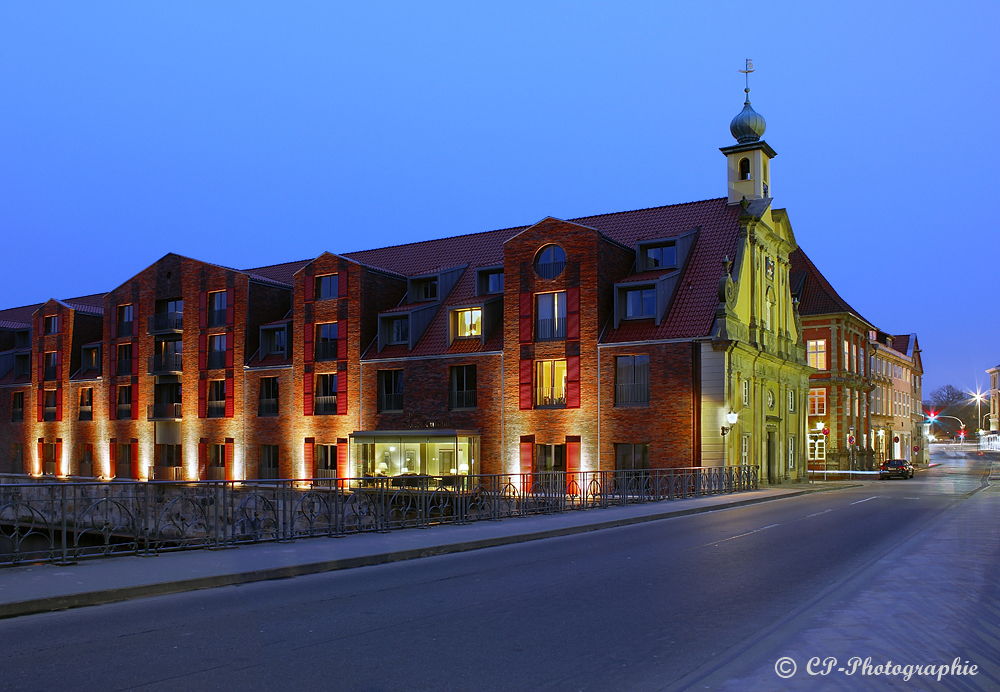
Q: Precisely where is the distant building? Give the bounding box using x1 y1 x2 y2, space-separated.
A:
870 332 925 465
987 364 999 432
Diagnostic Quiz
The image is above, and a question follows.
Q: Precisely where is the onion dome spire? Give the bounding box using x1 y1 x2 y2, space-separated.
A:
730 87 766 144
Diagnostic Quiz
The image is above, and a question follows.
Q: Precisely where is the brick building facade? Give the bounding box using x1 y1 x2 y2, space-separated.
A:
3 94 903 484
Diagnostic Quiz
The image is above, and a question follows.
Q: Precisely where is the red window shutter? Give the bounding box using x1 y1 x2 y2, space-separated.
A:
198 380 207 418
131 382 139 420
199 291 208 329
303 373 313 416
37 389 43 422
304 275 314 303
37 439 44 473
225 377 234 417
566 287 580 340
566 355 580 409
519 359 533 410
56 350 63 380
56 438 63 475
130 440 139 479
336 442 349 479
225 439 234 481
304 438 315 478
225 288 234 326
110 439 116 467
519 292 532 343
338 270 347 298
36 346 43 383
131 345 138 376
337 318 348 359
198 334 207 370
225 334 234 369
566 437 580 487
337 369 348 414
55 387 63 421
198 440 208 480
109 384 117 420
304 322 314 364
519 436 534 476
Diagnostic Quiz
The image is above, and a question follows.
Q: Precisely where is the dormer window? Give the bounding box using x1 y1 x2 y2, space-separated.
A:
645 245 677 270
625 288 655 318
14 330 29 348
413 278 438 301
316 274 339 300
477 268 504 295
262 327 287 356
388 317 409 344
535 245 566 280
44 315 58 335
739 157 751 181
82 346 100 373
453 308 482 339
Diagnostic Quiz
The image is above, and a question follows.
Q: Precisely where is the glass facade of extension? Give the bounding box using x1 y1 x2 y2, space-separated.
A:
349 430 480 479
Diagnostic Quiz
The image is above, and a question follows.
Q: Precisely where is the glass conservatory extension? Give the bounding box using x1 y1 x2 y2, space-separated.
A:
348 430 481 479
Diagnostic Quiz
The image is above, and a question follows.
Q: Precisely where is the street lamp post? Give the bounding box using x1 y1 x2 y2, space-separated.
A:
972 390 985 435
926 413 966 442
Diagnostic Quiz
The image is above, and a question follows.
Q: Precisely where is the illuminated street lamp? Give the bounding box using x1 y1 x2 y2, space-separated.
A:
971 390 986 435
926 413 966 440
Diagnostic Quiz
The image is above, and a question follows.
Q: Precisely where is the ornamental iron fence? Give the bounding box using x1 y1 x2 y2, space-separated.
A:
0 466 757 567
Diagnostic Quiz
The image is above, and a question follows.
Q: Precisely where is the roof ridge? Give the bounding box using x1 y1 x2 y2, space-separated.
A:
569 197 728 222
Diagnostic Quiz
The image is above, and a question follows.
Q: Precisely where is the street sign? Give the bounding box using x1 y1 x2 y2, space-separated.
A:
848 435 855 445
822 427 830 436
893 436 900 443
913 445 920 453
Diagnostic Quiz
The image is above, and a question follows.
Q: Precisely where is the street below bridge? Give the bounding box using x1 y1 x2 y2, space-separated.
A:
1 449 996 692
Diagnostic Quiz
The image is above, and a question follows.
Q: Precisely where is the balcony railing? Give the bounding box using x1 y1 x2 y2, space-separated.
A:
148 312 183 333
149 354 183 374
378 392 403 412
449 389 477 409
43 407 57 421
117 320 133 337
314 395 338 414
207 401 225 418
117 404 132 419
206 467 226 481
208 309 227 327
315 341 337 361
148 403 182 420
79 406 93 421
314 468 337 479
615 383 649 405
153 466 183 481
258 466 279 480
535 387 566 408
44 365 58 381
535 317 566 340
258 398 278 416
116 359 133 376
11 409 24 423
207 351 226 370
536 260 565 280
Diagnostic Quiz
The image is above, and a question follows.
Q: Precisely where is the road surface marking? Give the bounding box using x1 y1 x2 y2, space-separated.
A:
850 496 879 505
805 509 833 518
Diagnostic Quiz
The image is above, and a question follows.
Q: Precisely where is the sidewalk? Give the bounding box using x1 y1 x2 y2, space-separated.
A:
0 484 850 620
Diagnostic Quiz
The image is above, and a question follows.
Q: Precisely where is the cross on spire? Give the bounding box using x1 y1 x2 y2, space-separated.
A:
738 59 754 102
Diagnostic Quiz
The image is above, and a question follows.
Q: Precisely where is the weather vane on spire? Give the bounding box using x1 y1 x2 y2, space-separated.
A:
739 59 754 91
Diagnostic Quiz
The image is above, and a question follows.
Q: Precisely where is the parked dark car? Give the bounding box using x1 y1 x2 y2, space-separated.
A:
880 459 915 480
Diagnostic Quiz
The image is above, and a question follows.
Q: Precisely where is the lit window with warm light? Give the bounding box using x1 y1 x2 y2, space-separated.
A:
454 308 482 338
807 340 827 370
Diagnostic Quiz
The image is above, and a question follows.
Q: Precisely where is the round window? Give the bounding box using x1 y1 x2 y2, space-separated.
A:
534 245 566 279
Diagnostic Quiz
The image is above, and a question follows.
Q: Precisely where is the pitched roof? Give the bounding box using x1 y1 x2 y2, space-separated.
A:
0 292 108 326
890 334 916 358
343 227 520 276
0 319 29 330
240 259 313 286
789 248 871 325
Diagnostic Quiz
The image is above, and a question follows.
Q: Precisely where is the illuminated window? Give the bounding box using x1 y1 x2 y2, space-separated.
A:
809 388 826 416
808 435 826 461
315 374 338 414
788 436 796 470
535 360 567 408
807 340 827 370
207 380 225 418
536 292 566 340
453 308 482 338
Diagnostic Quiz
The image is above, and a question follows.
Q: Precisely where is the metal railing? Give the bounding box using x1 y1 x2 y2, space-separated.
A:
152 466 183 481
535 387 566 408
116 404 132 419
78 406 92 421
148 403 182 420
450 389 477 409
207 351 226 369
314 395 338 414
378 392 403 412
315 341 337 361
0 466 757 567
207 401 225 418
258 398 278 416
208 309 227 327
615 383 649 405
149 354 183 374
148 312 183 333
535 317 565 340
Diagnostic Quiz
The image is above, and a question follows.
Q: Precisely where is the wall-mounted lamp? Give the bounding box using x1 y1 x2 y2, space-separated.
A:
721 411 739 436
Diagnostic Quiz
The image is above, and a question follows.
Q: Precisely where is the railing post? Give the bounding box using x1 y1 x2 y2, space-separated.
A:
59 484 68 565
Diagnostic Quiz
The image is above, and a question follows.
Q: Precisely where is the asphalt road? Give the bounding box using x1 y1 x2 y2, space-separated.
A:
0 454 992 692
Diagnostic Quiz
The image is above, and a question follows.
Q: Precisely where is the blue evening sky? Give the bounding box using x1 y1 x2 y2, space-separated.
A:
1 2 996 397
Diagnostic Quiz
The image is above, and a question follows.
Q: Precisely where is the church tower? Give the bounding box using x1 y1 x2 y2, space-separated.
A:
720 68 776 204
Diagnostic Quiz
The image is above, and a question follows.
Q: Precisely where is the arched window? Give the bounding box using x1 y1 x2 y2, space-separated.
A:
534 245 566 279
739 157 751 181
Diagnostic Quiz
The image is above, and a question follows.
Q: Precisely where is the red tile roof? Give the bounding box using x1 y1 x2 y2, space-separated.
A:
240 259 313 286
247 352 292 369
344 227 520 276
789 248 871 325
